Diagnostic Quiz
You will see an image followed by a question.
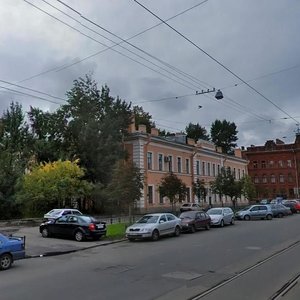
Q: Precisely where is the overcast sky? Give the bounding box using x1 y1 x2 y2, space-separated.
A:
1 0 300 148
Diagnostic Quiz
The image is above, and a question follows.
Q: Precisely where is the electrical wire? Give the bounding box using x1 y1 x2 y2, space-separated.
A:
133 0 299 125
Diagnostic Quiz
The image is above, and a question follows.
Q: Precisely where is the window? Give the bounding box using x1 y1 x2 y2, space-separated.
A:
269 160 274 168
202 162 206 176
148 186 153 204
159 215 167 222
196 161 200 175
159 193 164 204
242 170 245 177
186 188 191 202
278 160 284 168
212 164 216 177
217 164 220 174
254 176 259 183
147 152 153 170
271 174 276 183
158 154 163 171
177 157 182 173
253 161 258 168
261 161 266 168
288 173 293 183
167 214 175 221
207 163 211 176
233 168 236 179
262 175 267 183
238 169 241 179
287 160 292 167
186 158 190 174
279 174 284 183
168 156 173 172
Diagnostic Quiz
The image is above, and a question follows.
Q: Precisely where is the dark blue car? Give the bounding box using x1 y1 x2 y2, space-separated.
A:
0 233 26 270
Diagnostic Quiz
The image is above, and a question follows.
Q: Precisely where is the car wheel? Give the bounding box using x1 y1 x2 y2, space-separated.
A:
220 220 224 227
244 215 250 221
0 254 13 271
74 230 85 242
41 227 49 238
174 226 181 237
205 223 210 230
266 214 272 220
152 229 159 241
190 225 196 233
278 213 283 218
230 218 235 225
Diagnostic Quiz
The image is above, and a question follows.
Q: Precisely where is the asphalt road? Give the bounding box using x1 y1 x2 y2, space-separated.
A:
1 214 300 300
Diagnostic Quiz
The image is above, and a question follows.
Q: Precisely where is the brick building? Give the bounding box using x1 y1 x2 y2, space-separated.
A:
243 134 300 201
124 123 248 213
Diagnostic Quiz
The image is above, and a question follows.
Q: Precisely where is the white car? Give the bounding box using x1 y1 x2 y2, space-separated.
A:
206 207 234 227
43 209 83 220
126 213 181 241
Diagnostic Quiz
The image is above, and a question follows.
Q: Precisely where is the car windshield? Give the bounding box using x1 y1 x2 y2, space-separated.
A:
207 209 222 215
137 215 159 224
182 204 190 207
180 212 195 218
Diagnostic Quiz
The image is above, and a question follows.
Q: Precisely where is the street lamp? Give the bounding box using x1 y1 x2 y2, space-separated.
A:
195 88 223 100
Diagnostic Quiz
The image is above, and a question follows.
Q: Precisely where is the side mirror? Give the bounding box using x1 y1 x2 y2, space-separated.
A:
159 220 165 224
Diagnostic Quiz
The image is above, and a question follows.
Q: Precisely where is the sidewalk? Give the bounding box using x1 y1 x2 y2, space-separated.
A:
0 226 125 258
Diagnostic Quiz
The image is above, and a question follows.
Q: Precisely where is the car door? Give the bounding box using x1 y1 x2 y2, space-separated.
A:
223 209 231 224
158 215 170 236
194 212 202 229
249 206 260 219
259 205 268 218
51 215 69 235
65 216 80 236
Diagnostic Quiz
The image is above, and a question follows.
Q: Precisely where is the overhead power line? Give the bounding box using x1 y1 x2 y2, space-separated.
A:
133 0 299 124
23 0 203 91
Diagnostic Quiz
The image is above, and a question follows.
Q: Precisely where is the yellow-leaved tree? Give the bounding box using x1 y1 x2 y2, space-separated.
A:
17 159 93 216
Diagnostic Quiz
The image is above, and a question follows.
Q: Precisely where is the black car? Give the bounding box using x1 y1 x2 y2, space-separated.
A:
40 214 107 241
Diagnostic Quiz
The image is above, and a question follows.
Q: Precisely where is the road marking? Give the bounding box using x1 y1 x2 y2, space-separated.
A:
163 271 203 280
245 246 262 250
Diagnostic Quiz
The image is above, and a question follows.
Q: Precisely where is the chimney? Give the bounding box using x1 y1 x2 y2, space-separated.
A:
216 146 222 153
138 124 147 133
234 148 242 158
128 115 136 133
151 128 159 136
187 138 195 146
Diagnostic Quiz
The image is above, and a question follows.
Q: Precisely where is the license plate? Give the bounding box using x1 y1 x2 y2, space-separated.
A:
97 224 104 229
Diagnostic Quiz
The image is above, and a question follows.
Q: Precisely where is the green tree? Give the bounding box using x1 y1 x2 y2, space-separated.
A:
0 102 32 218
210 119 238 154
192 178 207 207
240 175 256 201
211 167 242 208
105 160 143 220
159 172 187 212
17 160 93 216
185 123 209 142
133 105 155 133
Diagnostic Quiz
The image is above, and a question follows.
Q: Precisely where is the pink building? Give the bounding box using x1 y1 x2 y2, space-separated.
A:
125 124 248 213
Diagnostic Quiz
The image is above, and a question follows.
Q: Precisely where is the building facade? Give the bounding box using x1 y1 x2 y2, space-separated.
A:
125 124 248 213
243 135 300 201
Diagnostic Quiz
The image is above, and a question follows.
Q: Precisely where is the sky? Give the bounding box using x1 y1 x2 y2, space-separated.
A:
1 0 300 148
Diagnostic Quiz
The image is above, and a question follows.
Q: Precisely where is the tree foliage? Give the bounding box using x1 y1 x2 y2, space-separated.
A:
192 178 207 206
211 167 242 208
159 172 187 211
240 175 256 201
186 123 209 142
17 160 93 216
105 160 143 217
210 119 238 154
133 105 155 133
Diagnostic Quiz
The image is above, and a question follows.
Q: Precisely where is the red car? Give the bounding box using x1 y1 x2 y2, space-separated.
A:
180 210 211 233
282 200 300 213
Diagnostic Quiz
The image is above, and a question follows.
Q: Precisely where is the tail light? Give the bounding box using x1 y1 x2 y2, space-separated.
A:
88 224 96 231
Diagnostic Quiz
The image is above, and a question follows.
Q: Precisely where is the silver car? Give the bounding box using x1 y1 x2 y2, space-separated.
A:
43 209 82 221
206 207 235 227
235 205 273 220
126 213 181 241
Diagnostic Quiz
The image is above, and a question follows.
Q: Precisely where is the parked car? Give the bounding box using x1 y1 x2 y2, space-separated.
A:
179 211 211 232
180 203 202 212
40 215 106 241
282 200 300 213
206 207 235 227
235 205 273 220
43 208 83 221
125 213 181 241
260 199 270 204
0 233 26 271
269 204 292 217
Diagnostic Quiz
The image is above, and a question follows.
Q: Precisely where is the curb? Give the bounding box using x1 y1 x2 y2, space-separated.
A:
25 238 128 258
